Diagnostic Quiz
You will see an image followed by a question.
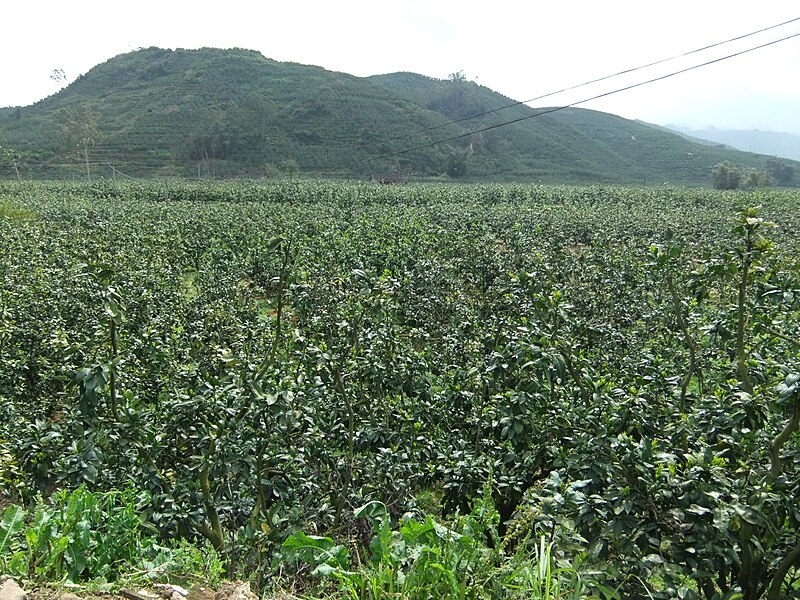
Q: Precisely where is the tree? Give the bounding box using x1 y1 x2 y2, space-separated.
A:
59 105 98 181
446 143 474 178
0 146 22 180
262 162 280 179
447 70 467 83
446 153 468 178
50 68 67 83
741 169 769 189
765 158 794 185
710 161 742 190
279 158 299 179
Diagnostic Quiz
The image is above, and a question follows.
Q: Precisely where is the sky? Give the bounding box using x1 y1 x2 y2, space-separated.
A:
2 1 799 133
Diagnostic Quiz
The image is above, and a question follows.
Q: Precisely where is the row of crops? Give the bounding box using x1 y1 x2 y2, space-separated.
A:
0 180 799 598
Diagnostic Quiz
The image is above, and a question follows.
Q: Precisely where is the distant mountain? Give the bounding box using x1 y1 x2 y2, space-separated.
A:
0 47 797 185
666 125 800 162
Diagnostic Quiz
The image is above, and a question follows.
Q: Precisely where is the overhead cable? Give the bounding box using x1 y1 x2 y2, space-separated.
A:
357 29 800 166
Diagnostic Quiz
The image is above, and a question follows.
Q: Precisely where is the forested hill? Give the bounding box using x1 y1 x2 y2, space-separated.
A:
0 47 796 184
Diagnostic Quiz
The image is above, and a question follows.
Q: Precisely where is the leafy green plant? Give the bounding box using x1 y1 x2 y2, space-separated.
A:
0 438 25 501
20 486 150 581
504 536 611 600
0 504 26 573
281 499 484 598
0 486 227 586
0 199 34 220
145 539 226 588
281 496 608 599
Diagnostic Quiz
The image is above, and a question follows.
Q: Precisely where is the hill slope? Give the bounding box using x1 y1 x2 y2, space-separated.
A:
665 125 800 162
0 48 796 184
0 48 461 179
368 72 799 185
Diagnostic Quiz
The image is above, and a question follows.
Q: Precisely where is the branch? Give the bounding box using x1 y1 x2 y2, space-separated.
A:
769 406 800 483
667 273 700 413
764 326 800 349
767 538 800 600
561 349 589 405
198 440 224 552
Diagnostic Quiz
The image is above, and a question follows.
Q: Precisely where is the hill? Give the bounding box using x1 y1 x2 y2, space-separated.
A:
0 48 465 179
0 47 797 185
368 72 799 185
664 125 800 162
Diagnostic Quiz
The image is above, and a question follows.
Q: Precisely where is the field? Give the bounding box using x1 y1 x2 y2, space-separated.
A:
1 180 799 599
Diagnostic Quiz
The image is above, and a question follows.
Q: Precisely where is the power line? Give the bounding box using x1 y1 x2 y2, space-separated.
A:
358 16 800 151
357 29 800 167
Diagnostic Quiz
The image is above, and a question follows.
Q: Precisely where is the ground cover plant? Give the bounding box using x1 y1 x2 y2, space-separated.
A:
0 180 798 598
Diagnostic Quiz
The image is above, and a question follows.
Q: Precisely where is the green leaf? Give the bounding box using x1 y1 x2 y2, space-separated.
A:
351 269 368 281
311 563 337 576
432 521 464 544
267 236 285 251
282 531 349 570
65 543 88 577
686 504 712 516
776 373 800 400
282 531 334 551
82 464 98 483
354 500 388 523
104 298 122 319
400 518 436 546
569 479 593 489
8 551 27 576
0 505 26 555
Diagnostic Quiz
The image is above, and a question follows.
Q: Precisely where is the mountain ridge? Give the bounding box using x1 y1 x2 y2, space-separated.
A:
664 125 800 162
0 47 796 185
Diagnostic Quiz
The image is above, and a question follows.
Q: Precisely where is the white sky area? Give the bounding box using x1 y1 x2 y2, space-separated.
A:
2 1 799 133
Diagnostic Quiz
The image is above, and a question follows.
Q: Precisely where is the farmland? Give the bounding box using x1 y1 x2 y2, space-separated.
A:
1 180 799 599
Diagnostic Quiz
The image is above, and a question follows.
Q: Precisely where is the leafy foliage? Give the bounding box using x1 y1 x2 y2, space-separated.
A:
0 487 222 585
282 496 611 599
1 180 799 597
711 161 744 190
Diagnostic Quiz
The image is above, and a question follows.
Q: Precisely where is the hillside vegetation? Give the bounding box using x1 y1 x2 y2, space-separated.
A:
0 47 797 185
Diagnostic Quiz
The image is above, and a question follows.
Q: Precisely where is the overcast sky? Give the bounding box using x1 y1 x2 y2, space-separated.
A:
2 1 799 133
